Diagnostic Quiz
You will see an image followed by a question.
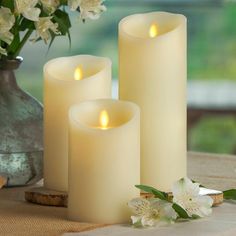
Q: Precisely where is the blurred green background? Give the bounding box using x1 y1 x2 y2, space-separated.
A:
16 0 236 154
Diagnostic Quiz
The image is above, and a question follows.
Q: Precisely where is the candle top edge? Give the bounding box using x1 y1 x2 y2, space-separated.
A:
69 99 140 132
44 55 112 82
119 11 186 40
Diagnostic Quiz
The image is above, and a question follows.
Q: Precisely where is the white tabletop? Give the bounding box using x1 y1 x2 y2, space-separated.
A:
63 151 236 236
64 202 236 236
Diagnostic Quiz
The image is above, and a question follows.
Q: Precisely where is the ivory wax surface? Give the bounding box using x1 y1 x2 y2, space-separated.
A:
119 12 187 191
68 99 140 223
44 55 112 191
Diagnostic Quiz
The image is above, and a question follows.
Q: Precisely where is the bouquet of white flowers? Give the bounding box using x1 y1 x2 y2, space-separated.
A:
0 0 106 58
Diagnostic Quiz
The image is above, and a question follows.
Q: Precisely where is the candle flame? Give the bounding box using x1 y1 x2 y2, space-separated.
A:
100 110 109 130
149 24 159 38
74 67 83 80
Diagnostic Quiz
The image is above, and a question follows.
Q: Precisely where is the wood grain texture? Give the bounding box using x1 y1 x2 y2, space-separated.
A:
25 152 234 207
26 187 223 207
25 187 67 207
141 187 223 207
0 176 7 189
188 152 236 190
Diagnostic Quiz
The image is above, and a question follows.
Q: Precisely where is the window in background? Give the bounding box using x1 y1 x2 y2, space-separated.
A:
17 0 236 154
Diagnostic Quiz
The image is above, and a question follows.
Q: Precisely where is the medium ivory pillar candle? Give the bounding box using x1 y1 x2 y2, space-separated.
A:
44 55 111 191
68 99 140 223
119 12 187 192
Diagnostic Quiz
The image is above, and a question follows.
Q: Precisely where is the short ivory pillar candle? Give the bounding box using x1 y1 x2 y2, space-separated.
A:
68 99 140 223
119 12 187 192
44 55 111 191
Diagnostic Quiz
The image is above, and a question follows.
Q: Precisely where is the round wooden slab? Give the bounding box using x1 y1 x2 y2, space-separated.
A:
199 187 223 206
0 176 7 189
25 187 68 207
141 187 223 207
25 187 223 207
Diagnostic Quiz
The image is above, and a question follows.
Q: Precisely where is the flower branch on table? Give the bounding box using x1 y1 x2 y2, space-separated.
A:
129 177 214 227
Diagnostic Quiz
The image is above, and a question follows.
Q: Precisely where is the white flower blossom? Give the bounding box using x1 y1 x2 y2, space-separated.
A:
0 46 7 56
41 0 60 14
68 0 106 20
15 0 41 21
172 177 213 218
33 17 60 43
68 0 80 11
0 7 15 45
128 197 177 227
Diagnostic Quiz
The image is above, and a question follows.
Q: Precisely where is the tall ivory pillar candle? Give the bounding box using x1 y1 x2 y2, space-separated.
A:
119 12 187 192
68 99 140 223
44 55 111 191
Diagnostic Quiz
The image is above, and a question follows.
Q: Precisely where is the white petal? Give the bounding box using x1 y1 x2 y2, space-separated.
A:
15 0 25 13
186 180 200 197
172 177 200 201
99 5 106 11
194 195 213 217
78 0 106 20
0 7 15 33
68 0 81 11
25 0 39 8
172 178 214 218
15 0 38 14
149 198 163 208
33 17 60 43
23 7 41 21
31 0 39 7
131 215 142 225
141 215 156 227
0 31 14 44
172 178 185 197
149 199 177 223
160 202 178 220
41 0 60 13
0 7 14 45
198 195 214 208
80 10 100 20
128 198 150 216
128 198 178 227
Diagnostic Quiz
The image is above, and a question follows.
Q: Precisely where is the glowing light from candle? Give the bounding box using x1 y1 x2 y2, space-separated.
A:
149 24 159 38
74 67 83 80
99 110 109 130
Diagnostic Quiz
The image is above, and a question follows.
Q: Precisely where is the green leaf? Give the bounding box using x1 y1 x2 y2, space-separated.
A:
7 32 20 56
223 189 236 200
172 203 190 219
19 18 35 31
11 29 33 58
53 9 71 35
192 214 201 219
59 0 68 6
52 9 72 48
1 0 14 11
67 29 71 49
135 185 168 201
46 32 56 54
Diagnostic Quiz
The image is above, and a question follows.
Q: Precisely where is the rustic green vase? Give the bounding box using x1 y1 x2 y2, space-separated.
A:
0 57 43 186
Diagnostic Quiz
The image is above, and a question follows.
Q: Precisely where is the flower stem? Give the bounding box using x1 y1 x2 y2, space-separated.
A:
60 0 68 5
12 29 33 58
